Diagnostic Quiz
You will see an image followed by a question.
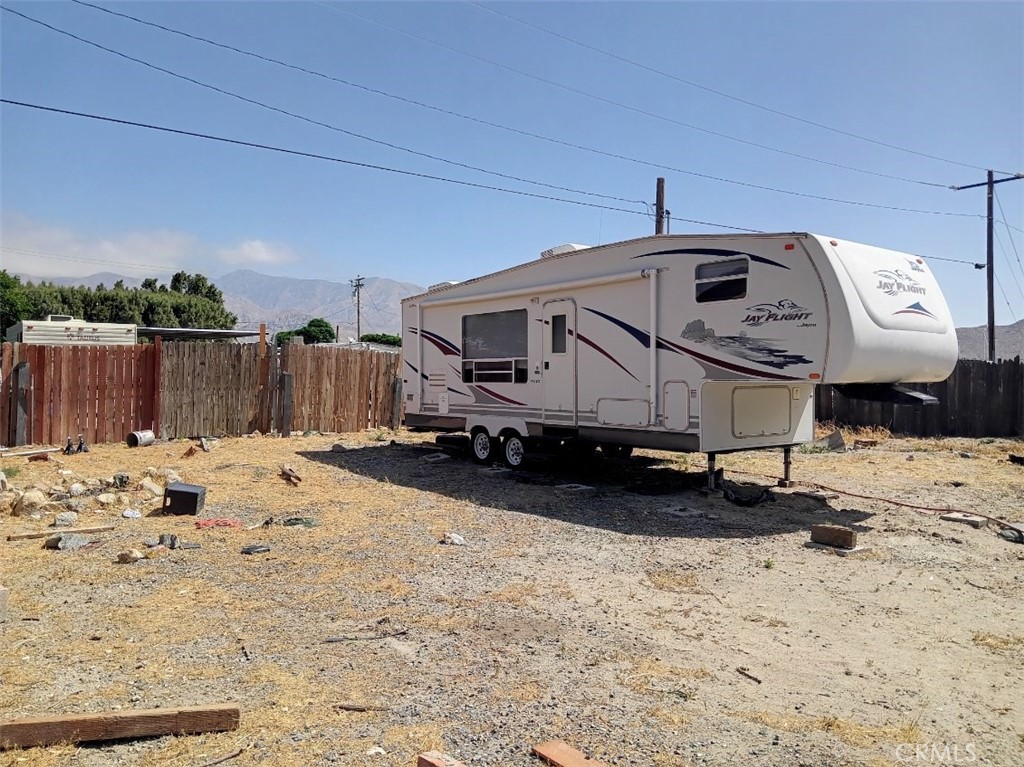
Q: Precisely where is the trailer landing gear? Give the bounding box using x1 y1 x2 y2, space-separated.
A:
700 452 724 497
777 446 796 488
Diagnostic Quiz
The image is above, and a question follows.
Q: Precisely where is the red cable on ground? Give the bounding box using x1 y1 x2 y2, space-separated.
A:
725 467 1016 529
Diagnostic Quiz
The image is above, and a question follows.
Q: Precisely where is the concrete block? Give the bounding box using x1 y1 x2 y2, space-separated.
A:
940 512 987 529
810 524 857 549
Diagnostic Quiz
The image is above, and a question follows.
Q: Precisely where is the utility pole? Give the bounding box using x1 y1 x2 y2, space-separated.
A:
350 275 365 341
952 171 1024 362
655 177 666 235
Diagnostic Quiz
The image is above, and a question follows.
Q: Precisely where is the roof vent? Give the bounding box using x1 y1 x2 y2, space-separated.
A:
427 281 460 292
45 315 76 322
540 243 591 259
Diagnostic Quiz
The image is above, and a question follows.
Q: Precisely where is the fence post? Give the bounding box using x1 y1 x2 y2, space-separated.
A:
280 371 294 437
390 375 403 430
153 336 162 438
14 362 30 447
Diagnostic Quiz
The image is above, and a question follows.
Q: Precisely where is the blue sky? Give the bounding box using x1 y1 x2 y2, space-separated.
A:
1 0 1022 328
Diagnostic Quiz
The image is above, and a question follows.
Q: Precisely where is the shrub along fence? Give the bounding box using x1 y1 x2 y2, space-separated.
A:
815 357 1024 438
0 340 401 447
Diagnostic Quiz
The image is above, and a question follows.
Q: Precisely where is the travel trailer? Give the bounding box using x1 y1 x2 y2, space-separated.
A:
401 233 957 478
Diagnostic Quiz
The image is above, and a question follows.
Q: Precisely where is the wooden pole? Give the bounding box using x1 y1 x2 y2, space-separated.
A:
655 177 665 235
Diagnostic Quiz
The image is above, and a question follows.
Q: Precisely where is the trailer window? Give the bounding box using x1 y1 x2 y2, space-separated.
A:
551 314 567 354
695 259 747 303
461 309 529 384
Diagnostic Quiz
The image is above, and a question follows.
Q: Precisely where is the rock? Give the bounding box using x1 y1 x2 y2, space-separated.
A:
44 533 90 551
122 509 142 519
117 493 131 505
144 537 160 548
158 533 179 549
63 499 87 513
69 483 88 497
812 429 846 452
96 493 117 505
49 492 70 502
112 472 131 489
0 471 8 491
331 443 348 453
959 451 974 459
156 468 181 485
14 489 48 517
139 478 164 497
84 478 101 489
144 467 158 477
442 532 466 546
365 746 386 757
53 511 79 528
116 549 144 564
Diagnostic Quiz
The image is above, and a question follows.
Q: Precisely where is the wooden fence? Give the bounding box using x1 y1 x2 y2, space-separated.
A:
816 358 1024 438
1 341 402 447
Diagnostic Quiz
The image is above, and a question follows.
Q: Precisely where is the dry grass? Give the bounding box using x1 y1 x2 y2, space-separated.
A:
646 568 701 593
972 632 1024 652
732 710 922 748
622 658 711 694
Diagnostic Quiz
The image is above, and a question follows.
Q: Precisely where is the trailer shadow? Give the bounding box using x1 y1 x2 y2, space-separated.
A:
298 442 874 540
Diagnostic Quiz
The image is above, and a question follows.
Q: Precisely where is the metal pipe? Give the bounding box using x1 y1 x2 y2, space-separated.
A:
648 266 659 424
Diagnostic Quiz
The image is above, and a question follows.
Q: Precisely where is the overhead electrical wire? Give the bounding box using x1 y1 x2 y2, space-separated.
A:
64 0 982 219
1 245 177 274
1 5 648 210
994 188 1024 283
464 0 1014 176
0 99 761 232
993 229 1024 303
995 275 1019 323
314 0 954 189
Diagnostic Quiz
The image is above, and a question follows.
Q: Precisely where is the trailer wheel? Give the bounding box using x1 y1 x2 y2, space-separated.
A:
601 443 633 459
470 428 496 464
502 433 527 468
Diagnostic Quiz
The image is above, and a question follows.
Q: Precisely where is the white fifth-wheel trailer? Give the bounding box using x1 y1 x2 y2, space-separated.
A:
401 233 957 479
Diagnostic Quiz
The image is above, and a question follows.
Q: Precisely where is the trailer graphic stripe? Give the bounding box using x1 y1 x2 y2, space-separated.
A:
632 247 789 270
656 336 800 380
472 385 527 406
404 359 466 396
408 328 460 356
570 329 640 381
582 307 672 351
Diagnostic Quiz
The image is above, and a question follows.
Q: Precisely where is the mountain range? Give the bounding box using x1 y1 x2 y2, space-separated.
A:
13 269 1024 358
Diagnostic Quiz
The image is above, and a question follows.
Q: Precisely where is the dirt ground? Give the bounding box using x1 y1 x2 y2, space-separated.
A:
1 429 1022 767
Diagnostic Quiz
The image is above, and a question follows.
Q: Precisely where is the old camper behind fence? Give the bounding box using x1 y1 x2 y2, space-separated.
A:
401 233 957 470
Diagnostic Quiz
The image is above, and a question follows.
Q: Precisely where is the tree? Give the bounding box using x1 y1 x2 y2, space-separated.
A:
0 271 29 335
276 317 336 346
359 333 401 347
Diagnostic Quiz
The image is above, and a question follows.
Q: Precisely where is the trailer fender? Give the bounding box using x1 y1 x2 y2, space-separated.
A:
465 416 529 440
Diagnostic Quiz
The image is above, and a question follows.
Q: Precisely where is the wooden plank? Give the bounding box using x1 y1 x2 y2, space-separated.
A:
281 371 294 437
810 524 857 549
13 362 30 447
531 740 607 767
152 337 162 437
0 703 240 749
0 343 12 446
59 345 72 446
7 525 116 541
88 347 100 445
40 346 53 446
93 348 106 444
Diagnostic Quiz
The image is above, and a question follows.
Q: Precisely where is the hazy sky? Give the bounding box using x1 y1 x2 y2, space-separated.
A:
1 1 1022 327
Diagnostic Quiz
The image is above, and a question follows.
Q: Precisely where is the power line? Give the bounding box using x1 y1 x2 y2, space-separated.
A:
465 1 1016 176
994 187 1024 283
2 5 647 209
315 0 953 189
29 2 980 218
993 228 1024 303
1000 219 1024 236
1 245 177 274
912 252 986 267
995 274 1019 323
1 98 761 232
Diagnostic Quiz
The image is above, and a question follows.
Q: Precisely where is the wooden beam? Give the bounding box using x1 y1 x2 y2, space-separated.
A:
810 524 858 549
0 703 240 749
7 525 116 541
531 740 608 767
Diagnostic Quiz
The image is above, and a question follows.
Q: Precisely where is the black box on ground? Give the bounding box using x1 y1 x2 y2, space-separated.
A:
162 482 206 515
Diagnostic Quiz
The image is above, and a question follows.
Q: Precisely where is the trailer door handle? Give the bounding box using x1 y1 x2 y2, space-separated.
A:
544 361 549 370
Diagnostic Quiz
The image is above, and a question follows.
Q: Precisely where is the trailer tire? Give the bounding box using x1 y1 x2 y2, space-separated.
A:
601 443 633 459
470 428 497 464
502 433 527 469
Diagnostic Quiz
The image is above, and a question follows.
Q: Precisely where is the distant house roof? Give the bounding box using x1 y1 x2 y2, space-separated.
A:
136 327 262 341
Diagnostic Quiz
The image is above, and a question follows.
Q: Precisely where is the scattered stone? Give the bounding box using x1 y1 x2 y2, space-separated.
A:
0 584 8 622
906 455 915 461
116 549 144 564
441 532 466 546
44 533 91 551
331 443 348 453
959 452 974 459
144 537 160 548
63 499 87 513
365 746 386 757
112 472 131 489
156 469 181 485
96 493 117 506
0 471 8 492
14 490 48 517
53 511 79 528
139 479 163 497
158 533 179 549
84 478 102 489
117 494 132 505
122 509 142 519
145 545 169 558
241 544 271 555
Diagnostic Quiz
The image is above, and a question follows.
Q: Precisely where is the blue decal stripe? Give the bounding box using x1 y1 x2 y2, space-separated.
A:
632 247 789 270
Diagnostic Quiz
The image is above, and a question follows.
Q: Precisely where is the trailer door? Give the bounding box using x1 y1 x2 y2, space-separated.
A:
542 299 577 425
